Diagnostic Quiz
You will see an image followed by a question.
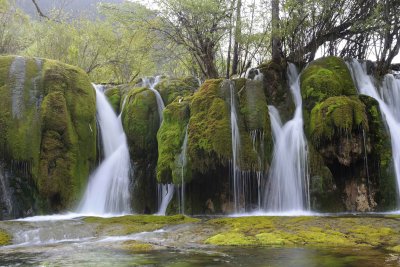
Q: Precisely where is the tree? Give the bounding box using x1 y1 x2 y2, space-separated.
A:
152 0 231 78
231 0 242 75
375 0 400 76
271 0 281 62
0 0 30 54
281 0 380 64
24 2 158 83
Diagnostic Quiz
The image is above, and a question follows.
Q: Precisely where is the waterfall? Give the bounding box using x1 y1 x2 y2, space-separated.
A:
381 75 400 121
346 60 400 204
142 76 165 122
156 184 175 215
178 127 189 214
263 63 310 212
229 81 242 212
77 85 131 215
9 56 26 119
141 76 175 215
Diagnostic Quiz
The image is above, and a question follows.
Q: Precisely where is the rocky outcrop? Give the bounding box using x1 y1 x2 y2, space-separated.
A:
301 56 395 212
0 56 97 217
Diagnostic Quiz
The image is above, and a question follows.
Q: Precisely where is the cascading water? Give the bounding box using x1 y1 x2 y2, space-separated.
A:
381 75 400 121
346 60 400 204
141 76 175 215
229 81 242 212
178 127 189 214
77 85 131 215
142 76 165 121
263 63 310 212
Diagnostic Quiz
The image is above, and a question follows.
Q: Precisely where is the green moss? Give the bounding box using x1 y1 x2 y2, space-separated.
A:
105 87 121 114
237 78 273 171
122 87 159 160
156 77 197 106
301 56 357 110
0 229 11 246
204 216 400 249
205 232 257 246
121 240 155 252
84 214 199 236
157 98 191 184
187 79 232 172
388 245 400 252
359 95 397 210
309 96 368 145
0 56 97 212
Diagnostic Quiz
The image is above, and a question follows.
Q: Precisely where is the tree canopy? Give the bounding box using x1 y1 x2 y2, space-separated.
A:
0 0 398 80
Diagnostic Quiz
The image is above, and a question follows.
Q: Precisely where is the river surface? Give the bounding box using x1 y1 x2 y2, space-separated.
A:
0 215 399 266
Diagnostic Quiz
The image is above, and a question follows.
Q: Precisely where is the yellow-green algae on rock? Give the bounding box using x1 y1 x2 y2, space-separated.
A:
84 214 199 236
0 229 11 246
204 216 400 250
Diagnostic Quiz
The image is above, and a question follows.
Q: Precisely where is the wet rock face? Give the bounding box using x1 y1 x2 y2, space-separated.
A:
318 134 365 166
344 181 377 212
0 55 97 216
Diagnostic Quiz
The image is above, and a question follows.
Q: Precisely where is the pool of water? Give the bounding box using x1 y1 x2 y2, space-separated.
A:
1 241 399 266
1 215 400 266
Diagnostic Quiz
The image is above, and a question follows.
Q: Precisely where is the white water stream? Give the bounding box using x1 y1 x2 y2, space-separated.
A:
141 77 175 215
263 63 310 212
77 85 131 215
346 60 400 204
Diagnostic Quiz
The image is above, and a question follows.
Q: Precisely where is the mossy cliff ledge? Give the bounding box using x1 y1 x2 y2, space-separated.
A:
0 55 97 217
155 78 273 214
121 77 198 213
301 56 395 212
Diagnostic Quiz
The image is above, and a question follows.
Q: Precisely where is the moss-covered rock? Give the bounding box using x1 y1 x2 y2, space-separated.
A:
237 78 273 171
0 229 11 246
104 87 121 114
301 56 396 212
257 60 294 122
155 77 197 106
0 56 97 214
187 79 232 172
301 56 357 111
84 214 199 236
157 98 191 184
121 86 160 213
122 87 159 160
204 216 400 249
309 96 368 146
359 96 397 210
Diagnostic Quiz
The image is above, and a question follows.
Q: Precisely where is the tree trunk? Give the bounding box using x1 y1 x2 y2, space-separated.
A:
271 0 281 62
232 0 241 76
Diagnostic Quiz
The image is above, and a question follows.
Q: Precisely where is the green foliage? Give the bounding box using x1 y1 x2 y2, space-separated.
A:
0 1 30 54
23 2 158 84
